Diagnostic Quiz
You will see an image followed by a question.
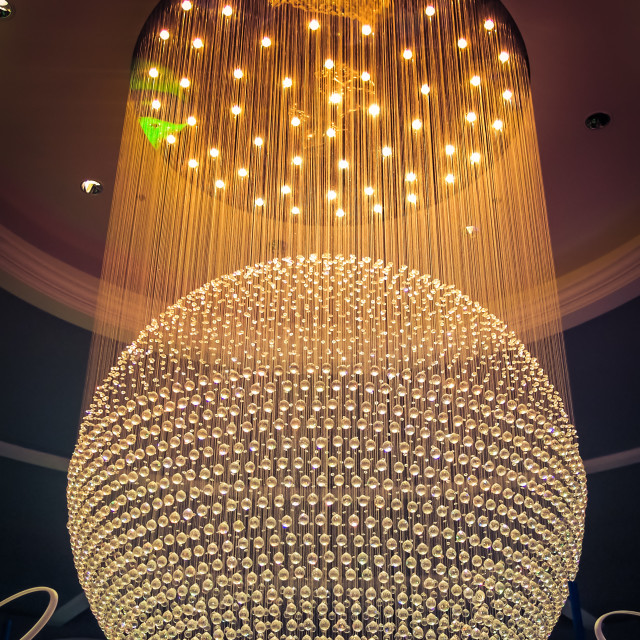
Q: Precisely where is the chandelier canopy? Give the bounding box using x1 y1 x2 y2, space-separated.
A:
68 3 586 640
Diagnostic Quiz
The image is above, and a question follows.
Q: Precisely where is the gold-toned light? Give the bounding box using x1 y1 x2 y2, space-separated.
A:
290 116 301 126
209 147 219 158
261 36 271 47
292 155 302 165
484 18 495 30
233 68 243 79
237 167 248 177
426 5 436 17
253 136 263 147
499 50 510 63
382 145 392 156
231 105 241 115
368 103 380 116
329 92 341 104
222 4 233 16
308 19 320 30
159 29 170 40
324 58 334 69
446 144 456 155
362 24 372 36
361 71 371 81
181 0 192 10
187 158 198 168
166 134 176 144
503 89 513 100
282 76 293 88
214 179 225 188
186 115 196 126
335 207 346 217
458 37 468 48
151 99 161 110
148 67 159 78
412 118 422 130
420 83 430 95
470 74 481 86
326 126 336 137
192 37 203 48
179 77 190 88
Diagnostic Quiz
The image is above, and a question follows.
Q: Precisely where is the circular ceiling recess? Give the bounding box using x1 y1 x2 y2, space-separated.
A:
585 112 611 130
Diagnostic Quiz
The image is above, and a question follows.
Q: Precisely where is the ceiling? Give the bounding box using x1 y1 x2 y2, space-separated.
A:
0 1 639 640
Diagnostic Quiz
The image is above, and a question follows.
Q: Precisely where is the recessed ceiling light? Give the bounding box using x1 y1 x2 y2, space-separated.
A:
81 180 103 195
0 0 13 19
585 112 611 130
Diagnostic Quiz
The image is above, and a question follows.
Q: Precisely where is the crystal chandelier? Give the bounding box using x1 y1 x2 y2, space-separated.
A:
68 3 587 640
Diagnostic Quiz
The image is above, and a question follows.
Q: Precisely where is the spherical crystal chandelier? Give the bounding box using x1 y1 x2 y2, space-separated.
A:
68 2 587 640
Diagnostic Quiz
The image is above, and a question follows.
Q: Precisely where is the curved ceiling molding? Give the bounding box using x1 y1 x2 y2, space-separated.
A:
1 223 638 332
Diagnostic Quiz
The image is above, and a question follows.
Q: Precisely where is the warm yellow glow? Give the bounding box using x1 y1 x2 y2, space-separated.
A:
181 1 192 10
335 208 345 217
327 190 337 200
445 144 455 155
470 74 481 86
233 68 243 79
282 76 292 88
368 103 380 116
151 99 161 110
261 36 271 47
484 18 495 30
291 206 300 214
373 203 383 213
382 145 392 156
253 136 263 147
159 29 169 40
445 173 455 183
214 179 225 188
403 48 413 59
503 89 513 100
291 116 301 126
361 71 371 81
237 167 248 177
192 37 203 49
231 104 242 115
458 37 468 48
407 193 417 204
362 24 372 36
254 197 264 206
425 5 436 17
338 159 349 169
308 19 319 30
326 127 336 137
470 151 481 164
324 58 334 69
166 134 176 144
420 83 430 95
209 147 219 158
148 67 158 78
493 118 504 131
186 115 196 126
281 184 291 194
292 155 302 165
187 158 198 168
364 186 374 196
499 51 510 63
179 77 190 88
412 118 422 130
466 111 477 123
329 92 341 104
405 172 417 182
222 4 233 16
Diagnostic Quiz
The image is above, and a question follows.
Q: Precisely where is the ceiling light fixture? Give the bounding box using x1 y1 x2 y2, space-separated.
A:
80 179 103 195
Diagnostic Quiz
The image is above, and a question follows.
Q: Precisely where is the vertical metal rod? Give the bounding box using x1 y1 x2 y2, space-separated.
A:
569 581 586 640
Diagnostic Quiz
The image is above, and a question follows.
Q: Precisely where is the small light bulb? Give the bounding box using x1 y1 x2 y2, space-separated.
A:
216 180 226 189
327 190 337 200
231 105 242 115
336 208 346 218
329 93 342 104
407 194 418 204
503 89 513 100
238 168 248 177
326 127 336 138
425 5 435 17
261 36 271 47
234 68 244 79
281 185 291 195
187 116 197 126
324 59 335 70
364 187 374 196
149 67 159 78
406 172 417 182
166 134 176 144
403 49 413 60
309 19 320 30
338 159 349 169
373 203 383 214
421 84 430 95
182 1 192 10
368 104 380 116
493 119 504 131
445 144 455 156
382 146 392 157
362 24 372 36
222 5 233 16
291 117 301 127
292 156 302 166
160 30 170 40
412 118 422 130
255 198 264 206
180 77 191 88
151 99 161 110
458 38 468 49
466 111 477 123
192 38 204 49
210 147 219 158
282 77 293 89
466 225 477 235
470 152 481 164
188 158 199 168
499 51 510 63
445 174 455 184
254 136 264 147
361 71 371 82
484 19 495 31
470 75 481 86
291 206 300 215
